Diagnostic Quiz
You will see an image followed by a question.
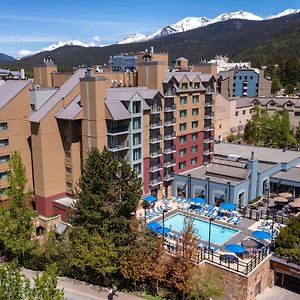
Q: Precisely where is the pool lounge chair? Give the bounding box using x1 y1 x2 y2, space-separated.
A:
233 215 241 225
164 202 172 210
146 212 154 219
151 208 161 216
226 213 235 223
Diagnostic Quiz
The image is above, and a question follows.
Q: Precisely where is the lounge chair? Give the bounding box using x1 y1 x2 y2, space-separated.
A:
226 213 235 223
233 215 241 225
164 202 172 210
151 208 161 216
146 212 154 219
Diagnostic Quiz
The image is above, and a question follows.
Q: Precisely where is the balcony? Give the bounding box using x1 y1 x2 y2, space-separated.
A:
164 145 176 155
206 87 215 94
204 138 214 143
164 118 176 127
205 102 213 107
204 113 214 120
107 127 129 136
108 141 129 152
149 135 163 144
164 132 176 140
163 173 174 181
164 104 176 112
204 126 214 131
149 177 163 187
150 106 163 114
149 163 163 172
149 149 163 158
149 120 163 129
164 159 176 168
203 150 213 156
164 89 176 98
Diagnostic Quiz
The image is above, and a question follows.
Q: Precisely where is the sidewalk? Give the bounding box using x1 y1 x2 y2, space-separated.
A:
22 268 144 300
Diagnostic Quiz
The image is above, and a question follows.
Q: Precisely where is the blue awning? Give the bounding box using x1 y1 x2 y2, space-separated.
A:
158 227 170 234
225 244 246 254
220 202 236 211
252 230 272 240
144 195 157 202
147 221 161 233
190 197 205 205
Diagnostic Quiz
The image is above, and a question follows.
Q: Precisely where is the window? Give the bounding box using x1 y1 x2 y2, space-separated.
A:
233 89 236 93
179 135 186 144
65 151 71 158
235 111 239 116
179 161 186 170
0 171 8 180
192 95 199 103
233 76 236 80
194 82 200 89
133 148 141 161
65 166 72 174
219 124 222 129
63 120 69 128
181 82 188 90
192 108 199 116
245 76 248 80
243 110 246 115
64 136 71 143
0 139 9 147
191 145 198 153
192 121 198 129
132 101 141 114
133 163 142 175
66 181 72 189
0 155 10 164
250 76 253 80
191 157 198 165
239 76 242 80
133 133 141 145
233 83 236 87
191 133 198 141
0 122 8 131
30 104 36 111
180 96 187 105
133 117 141 130
179 123 187 131
180 110 187 118
179 148 186 157
294 111 300 116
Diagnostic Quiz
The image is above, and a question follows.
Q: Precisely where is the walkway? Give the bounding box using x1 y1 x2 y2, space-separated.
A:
257 286 299 300
22 268 143 300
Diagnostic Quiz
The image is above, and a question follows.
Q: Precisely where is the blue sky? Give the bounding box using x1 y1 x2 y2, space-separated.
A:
1 0 299 57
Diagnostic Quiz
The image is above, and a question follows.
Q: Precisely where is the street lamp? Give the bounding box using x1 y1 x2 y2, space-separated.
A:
208 216 214 251
162 209 168 245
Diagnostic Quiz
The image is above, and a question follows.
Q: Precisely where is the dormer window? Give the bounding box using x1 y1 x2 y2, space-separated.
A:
181 82 188 90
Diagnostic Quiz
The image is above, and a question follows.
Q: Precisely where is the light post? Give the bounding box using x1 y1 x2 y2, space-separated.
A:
208 216 214 251
162 209 167 245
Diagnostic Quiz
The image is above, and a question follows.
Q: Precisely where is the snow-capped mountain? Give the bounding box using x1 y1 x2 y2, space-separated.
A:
267 8 300 19
118 9 298 44
118 33 147 44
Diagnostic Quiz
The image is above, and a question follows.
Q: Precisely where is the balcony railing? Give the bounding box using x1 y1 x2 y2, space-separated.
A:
205 102 213 107
150 106 163 114
149 149 163 158
164 146 176 155
163 173 174 181
149 177 162 187
108 141 129 152
149 120 163 129
204 113 214 120
149 135 163 143
149 163 163 172
164 159 176 168
164 118 176 126
204 138 214 143
164 132 176 140
164 104 176 112
164 89 177 97
204 126 214 131
107 127 129 135
203 150 213 156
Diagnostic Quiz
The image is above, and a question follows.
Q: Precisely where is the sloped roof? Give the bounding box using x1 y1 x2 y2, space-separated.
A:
176 57 188 61
55 95 82 120
0 80 31 110
29 68 86 123
236 97 253 109
206 163 250 180
106 101 131 120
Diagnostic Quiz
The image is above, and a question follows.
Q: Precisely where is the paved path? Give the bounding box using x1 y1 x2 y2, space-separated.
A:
256 286 299 300
22 268 144 300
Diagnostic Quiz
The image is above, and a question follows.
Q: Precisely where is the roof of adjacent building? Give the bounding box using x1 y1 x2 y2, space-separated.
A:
271 167 300 183
206 163 250 180
29 68 86 123
55 95 82 120
163 71 214 85
53 197 76 208
106 101 131 120
0 80 31 110
235 97 253 109
215 143 300 164
176 57 188 61
254 97 300 108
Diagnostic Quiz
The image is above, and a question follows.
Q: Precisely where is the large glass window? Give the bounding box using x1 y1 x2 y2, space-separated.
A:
0 122 8 131
179 123 187 131
180 96 187 105
192 133 198 141
192 108 199 116
132 101 141 114
191 157 198 165
133 148 142 161
133 163 142 175
179 135 186 144
133 117 141 130
192 121 198 129
179 162 186 170
192 95 199 103
181 83 188 90
179 148 186 157
0 139 9 147
191 145 198 153
180 110 187 118
194 82 200 89
133 133 141 145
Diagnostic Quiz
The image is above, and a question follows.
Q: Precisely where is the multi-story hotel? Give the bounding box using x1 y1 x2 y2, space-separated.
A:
0 51 216 220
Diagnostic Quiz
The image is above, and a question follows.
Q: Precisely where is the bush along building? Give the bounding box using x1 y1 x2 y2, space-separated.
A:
0 51 216 221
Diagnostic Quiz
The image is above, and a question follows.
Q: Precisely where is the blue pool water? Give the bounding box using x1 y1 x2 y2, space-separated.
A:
163 213 238 246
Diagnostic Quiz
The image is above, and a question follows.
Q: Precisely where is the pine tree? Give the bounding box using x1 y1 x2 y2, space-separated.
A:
295 122 300 143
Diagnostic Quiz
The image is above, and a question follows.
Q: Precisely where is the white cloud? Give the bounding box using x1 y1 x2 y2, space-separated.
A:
93 35 101 42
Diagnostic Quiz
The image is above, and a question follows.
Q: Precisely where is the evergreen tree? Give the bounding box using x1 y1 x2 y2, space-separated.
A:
295 121 300 143
72 147 142 248
0 151 34 261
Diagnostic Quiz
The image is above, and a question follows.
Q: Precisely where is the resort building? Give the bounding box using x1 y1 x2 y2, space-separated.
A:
0 51 216 220
172 142 300 208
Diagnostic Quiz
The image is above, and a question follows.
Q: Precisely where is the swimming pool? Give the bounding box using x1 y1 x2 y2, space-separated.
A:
162 213 238 246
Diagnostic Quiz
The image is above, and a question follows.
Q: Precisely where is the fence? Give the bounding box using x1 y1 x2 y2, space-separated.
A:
241 208 291 224
165 240 272 276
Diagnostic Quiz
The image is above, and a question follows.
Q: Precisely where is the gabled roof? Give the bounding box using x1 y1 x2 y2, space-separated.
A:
55 95 82 120
0 80 31 110
106 102 131 120
29 68 86 123
176 57 188 61
235 97 253 109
